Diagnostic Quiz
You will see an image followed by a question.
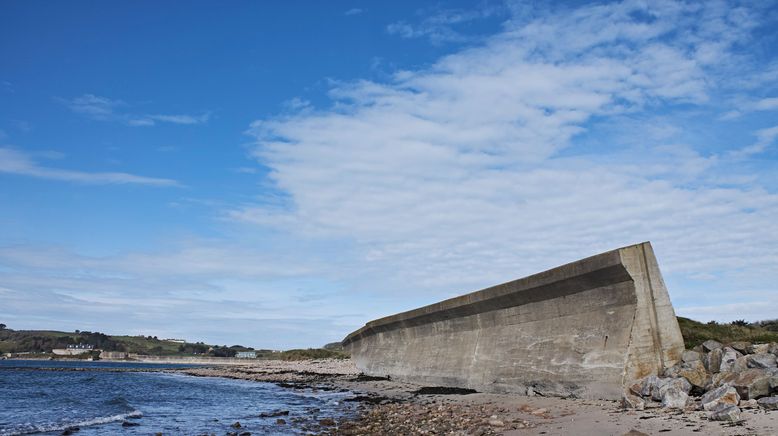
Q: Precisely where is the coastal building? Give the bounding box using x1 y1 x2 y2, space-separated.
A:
235 351 257 359
52 344 94 356
164 338 186 343
99 351 128 359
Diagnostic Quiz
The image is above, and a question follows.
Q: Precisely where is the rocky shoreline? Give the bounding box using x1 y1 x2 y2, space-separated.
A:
170 353 778 436
7 353 778 434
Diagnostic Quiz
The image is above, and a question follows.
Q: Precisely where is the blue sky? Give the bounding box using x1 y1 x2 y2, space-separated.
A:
1 1 777 349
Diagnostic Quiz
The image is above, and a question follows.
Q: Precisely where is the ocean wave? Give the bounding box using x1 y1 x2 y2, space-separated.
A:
0 410 143 436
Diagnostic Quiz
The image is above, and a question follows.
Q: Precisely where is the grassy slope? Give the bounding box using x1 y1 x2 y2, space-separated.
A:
677 317 778 349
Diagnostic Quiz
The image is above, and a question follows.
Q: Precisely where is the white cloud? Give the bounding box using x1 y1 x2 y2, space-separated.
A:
0 242 362 348
63 94 210 127
0 147 180 186
387 4 505 44
344 8 363 16
730 125 778 157
720 96 778 119
231 0 778 321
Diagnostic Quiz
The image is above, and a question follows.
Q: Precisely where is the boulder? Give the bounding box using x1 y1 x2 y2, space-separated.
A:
746 353 777 369
733 369 773 400
637 375 666 400
707 404 741 422
770 374 778 393
719 347 742 372
757 396 778 410
682 350 702 363
700 385 739 411
732 355 750 373
706 348 723 373
729 341 751 354
621 391 645 410
708 371 738 390
749 343 771 355
659 378 691 409
769 342 778 356
739 399 758 409
702 340 723 352
676 360 709 391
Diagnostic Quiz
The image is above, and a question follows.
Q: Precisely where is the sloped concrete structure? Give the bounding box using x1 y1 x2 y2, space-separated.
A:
342 242 684 400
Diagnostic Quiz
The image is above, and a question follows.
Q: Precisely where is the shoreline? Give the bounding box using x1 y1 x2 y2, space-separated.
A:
172 360 778 436
6 358 778 435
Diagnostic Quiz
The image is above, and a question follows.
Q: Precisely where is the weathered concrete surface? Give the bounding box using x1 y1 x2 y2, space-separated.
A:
342 242 685 400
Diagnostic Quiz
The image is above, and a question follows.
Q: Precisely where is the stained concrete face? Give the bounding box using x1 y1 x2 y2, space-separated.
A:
342 242 685 400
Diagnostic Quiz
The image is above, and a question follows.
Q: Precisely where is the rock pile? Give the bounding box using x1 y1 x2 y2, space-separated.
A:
622 340 778 422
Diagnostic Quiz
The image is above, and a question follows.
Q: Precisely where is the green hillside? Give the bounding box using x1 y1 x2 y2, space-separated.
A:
0 327 252 357
677 317 778 349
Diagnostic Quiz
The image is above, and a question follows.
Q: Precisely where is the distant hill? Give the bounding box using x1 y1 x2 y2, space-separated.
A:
0 328 255 357
0 327 348 359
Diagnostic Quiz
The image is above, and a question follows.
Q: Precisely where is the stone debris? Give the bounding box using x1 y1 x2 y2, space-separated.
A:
705 347 723 373
702 340 723 352
739 399 758 409
729 341 751 355
746 353 777 369
718 347 743 372
707 403 741 422
629 341 778 420
757 396 778 410
732 369 773 400
682 350 702 363
699 385 739 411
621 391 645 410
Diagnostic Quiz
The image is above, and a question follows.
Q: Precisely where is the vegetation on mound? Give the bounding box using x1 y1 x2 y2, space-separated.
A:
278 348 349 360
677 317 778 349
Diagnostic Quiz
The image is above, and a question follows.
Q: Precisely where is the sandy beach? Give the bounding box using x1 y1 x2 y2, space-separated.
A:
175 359 778 436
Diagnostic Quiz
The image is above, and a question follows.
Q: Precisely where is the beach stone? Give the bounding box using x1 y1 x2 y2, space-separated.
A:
623 431 649 436
276 418 286 425
732 355 750 373
702 340 723 352
739 399 758 409
730 341 751 354
659 378 691 409
487 419 504 427
700 385 739 411
661 391 689 410
719 347 742 372
749 343 771 354
121 421 140 427
319 418 336 426
676 360 709 390
707 371 738 391
757 396 778 410
747 353 777 369
706 348 723 373
638 375 665 399
621 391 645 410
239 432 251 436
707 404 741 422
231 422 242 429
732 369 772 400
682 350 702 363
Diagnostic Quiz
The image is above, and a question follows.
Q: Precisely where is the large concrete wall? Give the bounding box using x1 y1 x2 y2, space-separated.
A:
342 242 684 400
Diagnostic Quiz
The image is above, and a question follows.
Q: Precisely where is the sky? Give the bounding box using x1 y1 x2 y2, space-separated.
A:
1 0 777 349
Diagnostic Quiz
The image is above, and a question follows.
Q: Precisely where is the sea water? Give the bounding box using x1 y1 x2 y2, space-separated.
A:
0 360 356 435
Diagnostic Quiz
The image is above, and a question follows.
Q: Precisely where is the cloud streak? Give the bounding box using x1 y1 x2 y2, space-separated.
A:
64 94 210 127
0 148 180 186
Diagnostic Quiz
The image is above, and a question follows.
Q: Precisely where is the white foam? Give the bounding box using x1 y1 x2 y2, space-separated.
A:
1 410 143 435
